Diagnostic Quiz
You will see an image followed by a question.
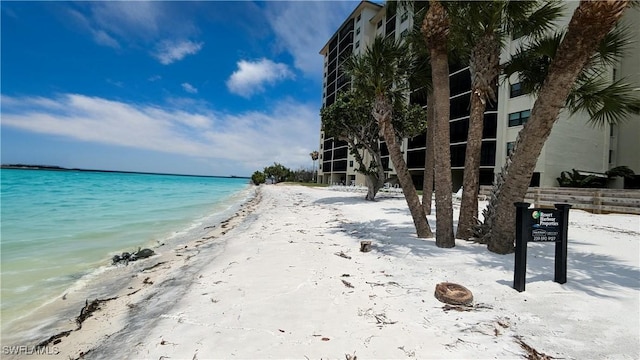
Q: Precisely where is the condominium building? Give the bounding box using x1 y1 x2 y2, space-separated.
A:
317 1 640 189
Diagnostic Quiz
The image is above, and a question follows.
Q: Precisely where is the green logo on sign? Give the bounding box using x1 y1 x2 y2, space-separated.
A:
532 211 540 220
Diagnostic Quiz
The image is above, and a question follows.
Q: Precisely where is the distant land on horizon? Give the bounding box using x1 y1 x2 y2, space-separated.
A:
1 164 249 179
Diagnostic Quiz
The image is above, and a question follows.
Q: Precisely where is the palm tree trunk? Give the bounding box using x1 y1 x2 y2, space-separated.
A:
457 91 485 240
422 93 435 215
374 94 433 238
457 33 499 240
483 0 630 254
423 0 454 248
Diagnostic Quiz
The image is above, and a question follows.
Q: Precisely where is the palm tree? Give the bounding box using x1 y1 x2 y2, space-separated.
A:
478 0 635 254
343 36 433 238
421 0 454 247
309 151 319 182
404 4 435 216
454 1 565 240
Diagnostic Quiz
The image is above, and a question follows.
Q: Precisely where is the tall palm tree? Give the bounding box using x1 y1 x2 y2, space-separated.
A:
479 0 635 254
343 36 433 238
454 1 565 240
309 151 319 182
422 0 454 248
404 3 435 216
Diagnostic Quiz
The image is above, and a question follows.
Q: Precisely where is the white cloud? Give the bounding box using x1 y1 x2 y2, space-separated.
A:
226 58 294 98
181 83 198 94
90 1 162 40
148 75 162 82
264 2 356 78
1 94 320 173
92 29 120 49
153 39 203 65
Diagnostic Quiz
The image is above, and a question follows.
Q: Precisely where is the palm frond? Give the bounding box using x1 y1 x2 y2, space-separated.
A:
589 24 633 68
516 1 565 39
566 76 640 127
503 32 563 93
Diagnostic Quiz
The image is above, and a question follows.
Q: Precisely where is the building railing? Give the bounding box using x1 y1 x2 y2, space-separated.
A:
478 186 640 215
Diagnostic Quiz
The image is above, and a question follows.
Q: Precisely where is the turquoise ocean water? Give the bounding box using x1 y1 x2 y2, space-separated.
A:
0 169 251 341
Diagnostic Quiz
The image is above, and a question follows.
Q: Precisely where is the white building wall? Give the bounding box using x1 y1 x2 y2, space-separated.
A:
615 6 640 174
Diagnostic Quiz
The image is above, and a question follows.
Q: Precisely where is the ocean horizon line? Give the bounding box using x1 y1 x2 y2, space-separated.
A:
1 164 250 179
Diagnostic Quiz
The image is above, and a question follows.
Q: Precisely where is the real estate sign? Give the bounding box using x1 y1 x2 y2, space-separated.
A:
513 202 572 292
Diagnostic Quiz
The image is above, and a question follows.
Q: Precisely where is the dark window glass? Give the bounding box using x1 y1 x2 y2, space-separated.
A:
479 169 494 185
530 172 540 187
480 141 496 166
323 150 332 161
450 95 470 120
377 20 383 28
486 94 498 111
386 15 396 35
407 150 425 169
510 82 523 98
323 139 333 149
450 69 471 97
506 141 515 156
508 110 530 127
349 160 354 167
380 142 389 156
381 157 390 170
450 119 468 143
323 161 332 171
450 144 466 167
483 113 497 138
408 133 427 149
334 147 348 159
334 160 347 172
335 139 348 147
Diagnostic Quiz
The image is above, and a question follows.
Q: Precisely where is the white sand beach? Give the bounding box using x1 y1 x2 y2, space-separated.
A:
14 184 640 359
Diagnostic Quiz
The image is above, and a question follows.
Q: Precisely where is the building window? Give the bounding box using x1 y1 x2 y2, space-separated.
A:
377 20 383 28
349 160 354 167
609 150 613 164
510 82 525 98
506 142 515 156
401 12 409 23
356 27 360 35
355 41 360 49
508 110 531 127
356 14 361 22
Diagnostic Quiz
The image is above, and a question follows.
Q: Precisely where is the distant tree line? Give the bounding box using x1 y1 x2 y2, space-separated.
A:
251 163 315 185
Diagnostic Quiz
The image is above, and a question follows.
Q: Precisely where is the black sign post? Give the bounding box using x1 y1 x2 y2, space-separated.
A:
513 202 572 292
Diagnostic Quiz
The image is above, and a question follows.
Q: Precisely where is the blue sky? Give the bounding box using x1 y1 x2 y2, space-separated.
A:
1 1 359 177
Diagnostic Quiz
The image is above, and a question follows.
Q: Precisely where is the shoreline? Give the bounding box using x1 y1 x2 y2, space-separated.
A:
4 186 262 359
7 184 639 359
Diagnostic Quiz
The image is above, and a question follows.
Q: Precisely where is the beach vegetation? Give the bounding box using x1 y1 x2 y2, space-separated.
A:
321 91 386 201
251 171 266 185
290 167 315 183
343 35 433 238
263 163 292 184
476 0 638 254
